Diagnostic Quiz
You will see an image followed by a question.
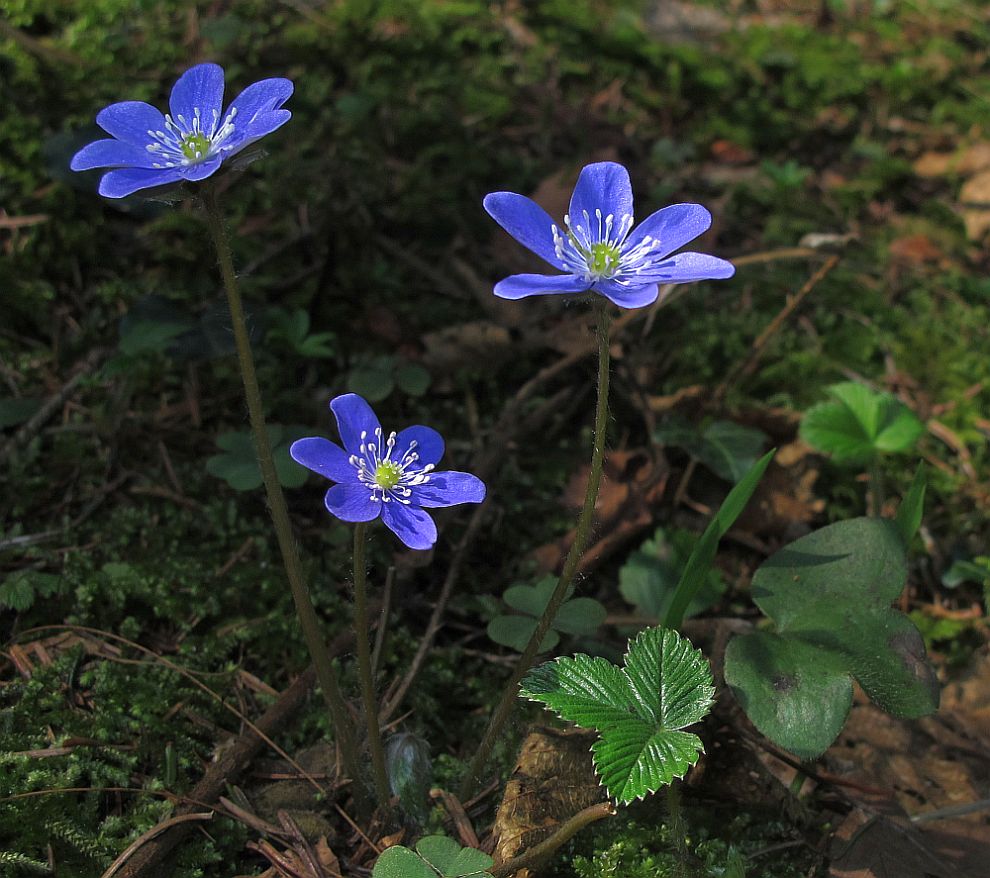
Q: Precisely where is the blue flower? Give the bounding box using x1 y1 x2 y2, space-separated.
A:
483 161 735 308
70 62 293 198
290 394 486 550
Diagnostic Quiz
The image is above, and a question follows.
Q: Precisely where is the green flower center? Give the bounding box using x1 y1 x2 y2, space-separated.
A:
181 132 212 162
374 461 403 490
587 242 621 277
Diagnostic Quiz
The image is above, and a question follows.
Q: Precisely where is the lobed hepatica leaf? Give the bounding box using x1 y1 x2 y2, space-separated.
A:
724 517 939 760
521 627 715 803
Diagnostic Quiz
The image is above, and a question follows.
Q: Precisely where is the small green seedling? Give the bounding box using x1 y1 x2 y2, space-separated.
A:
620 527 725 621
206 425 310 491
521 627 715 803
486 576 606 652
348 354 432 401
373 836 493 878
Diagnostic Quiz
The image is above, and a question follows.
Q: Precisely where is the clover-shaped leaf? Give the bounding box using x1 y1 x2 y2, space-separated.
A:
206 425 310 491
372 837 493 878
800 381 924 464
724 517 939 760
655 417 768 483
486 576 606 652
521 627 715 803
620 528 725 621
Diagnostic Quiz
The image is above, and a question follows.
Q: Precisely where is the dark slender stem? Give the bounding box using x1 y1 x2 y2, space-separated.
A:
490 801 616 878
352 522 391 811
458 302 612 801
868 460 883 517
199 189 365 811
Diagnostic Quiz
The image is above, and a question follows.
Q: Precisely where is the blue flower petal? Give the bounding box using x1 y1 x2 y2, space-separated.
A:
483 192 563 269
70 139 156 171
623 203 712 260
232 110 292 152
227 78 294 125
394 426 444 469
289 437 356 484
97 167 186 198
412 471 486 508
169 62 225 125
178 156 222 182
329 394 382 456
325 484 380 522
568 162 634 230
593 280 661 309
96 101 167 146
637 252 736 284
493 273 591 300
381 503 438 550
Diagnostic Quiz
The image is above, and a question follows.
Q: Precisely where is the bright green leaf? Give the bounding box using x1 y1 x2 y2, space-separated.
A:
800 382 923 464
521 627 714 802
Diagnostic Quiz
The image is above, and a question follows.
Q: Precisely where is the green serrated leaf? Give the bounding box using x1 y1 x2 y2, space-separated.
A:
521 627 714 802
800 382 923 464
663 450 774 630
726 517 939 758
895 462 926 544
0 574 37 611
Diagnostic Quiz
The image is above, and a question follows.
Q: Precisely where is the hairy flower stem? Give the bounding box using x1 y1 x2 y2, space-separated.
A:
352 522 392 812
200 189 365 810
458 302 612 801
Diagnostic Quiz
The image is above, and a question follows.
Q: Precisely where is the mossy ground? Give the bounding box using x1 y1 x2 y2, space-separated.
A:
2 0 989 874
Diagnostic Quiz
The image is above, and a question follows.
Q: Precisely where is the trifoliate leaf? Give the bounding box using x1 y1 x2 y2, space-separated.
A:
521 627 715 803
724 517 939 759
487 576 605 653
206 425 309 491
800 382 923 464
372 837 493 878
